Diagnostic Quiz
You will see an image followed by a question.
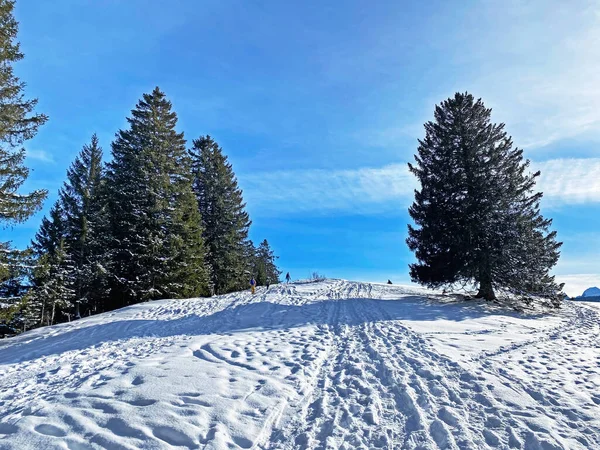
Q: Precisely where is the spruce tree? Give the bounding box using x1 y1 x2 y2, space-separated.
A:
254 239 281 286
0 244 31 330
27 242 75 326
0 0 48 322
58 135 108 315
29 203 76 325
189 136 252 295
106 88 209 308
407 92 563 305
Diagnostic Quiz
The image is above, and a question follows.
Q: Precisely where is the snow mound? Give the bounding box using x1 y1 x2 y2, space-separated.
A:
1 279 599 449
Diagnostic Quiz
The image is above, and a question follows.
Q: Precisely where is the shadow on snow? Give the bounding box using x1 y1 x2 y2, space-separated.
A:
0 295 545 365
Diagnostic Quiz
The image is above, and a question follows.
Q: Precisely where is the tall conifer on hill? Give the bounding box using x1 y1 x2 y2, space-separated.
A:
28 136 108 323
407 92 563 305
189 136 252 295
0 0 48 323
254 239 281 286
57 134 108 315
105 88 210 308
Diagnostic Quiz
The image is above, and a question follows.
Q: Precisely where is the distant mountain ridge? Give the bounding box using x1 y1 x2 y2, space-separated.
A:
572 286 600 302
580 287 600 297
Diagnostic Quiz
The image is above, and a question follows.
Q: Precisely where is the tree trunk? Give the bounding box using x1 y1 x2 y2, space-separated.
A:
40 299 45 326
476 279 496 300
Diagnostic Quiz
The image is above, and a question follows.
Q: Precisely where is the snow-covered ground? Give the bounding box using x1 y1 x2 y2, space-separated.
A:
1 279 599 449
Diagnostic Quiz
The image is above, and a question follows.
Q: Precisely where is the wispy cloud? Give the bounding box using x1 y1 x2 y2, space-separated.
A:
535 158 600 207
26 149 55 163
241 158 600 216
240 163 415 216
344 1 600 151
461 1 600 149
555 274 600 298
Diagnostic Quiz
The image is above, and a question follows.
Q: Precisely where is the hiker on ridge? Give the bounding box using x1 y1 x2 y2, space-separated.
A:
285 272 291 284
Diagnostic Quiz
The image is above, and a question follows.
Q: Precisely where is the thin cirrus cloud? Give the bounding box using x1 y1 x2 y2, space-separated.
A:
536 158 600 207
26 149 55 163
240 158 600 217
462 1 600 150
240 164 415 216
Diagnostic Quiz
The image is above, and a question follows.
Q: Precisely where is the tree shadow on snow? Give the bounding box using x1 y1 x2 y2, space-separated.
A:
0 295 546 365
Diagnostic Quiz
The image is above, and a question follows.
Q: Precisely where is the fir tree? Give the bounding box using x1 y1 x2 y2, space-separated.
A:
58 134 108 315
29 203 76 325
254 239 281 286
189 136 252 295
407 92 563 305
0 0 48 323
0 0 48 226
0 243 32 330
106 88 209 308
27 241 75 326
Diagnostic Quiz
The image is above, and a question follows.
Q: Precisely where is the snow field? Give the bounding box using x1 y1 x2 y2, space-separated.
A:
0 279 599 449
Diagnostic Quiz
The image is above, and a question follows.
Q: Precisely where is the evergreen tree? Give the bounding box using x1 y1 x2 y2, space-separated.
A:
106 88 209 308
58 134 108 315
29 203 76 325
254 239 281 286
407 92 563 305
0 243 31 330
27 241 75 326
189 136 252 294
0 0 48 323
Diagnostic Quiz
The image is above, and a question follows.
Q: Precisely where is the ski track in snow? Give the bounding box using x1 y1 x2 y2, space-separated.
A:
0 279 599 449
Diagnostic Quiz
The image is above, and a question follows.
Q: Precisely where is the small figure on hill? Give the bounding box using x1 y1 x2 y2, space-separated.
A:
387 280 393 285
266 281 270 290
250 277 256 295
286 272 291 284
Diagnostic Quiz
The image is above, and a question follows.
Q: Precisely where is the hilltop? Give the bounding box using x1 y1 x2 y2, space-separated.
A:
1 280 599 449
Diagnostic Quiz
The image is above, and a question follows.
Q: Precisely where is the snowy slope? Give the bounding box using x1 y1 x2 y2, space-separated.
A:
1 280 599 449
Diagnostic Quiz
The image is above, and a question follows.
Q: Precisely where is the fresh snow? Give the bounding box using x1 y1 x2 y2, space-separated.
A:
1 279 599 449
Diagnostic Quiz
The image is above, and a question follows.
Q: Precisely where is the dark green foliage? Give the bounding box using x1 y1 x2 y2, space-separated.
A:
27 241 76 326
57 135 109 315
28 203 76 325
0 0 48 326
30 136 111 320
0 0 48 225
189 136 252 295
106 88 210 308
407 92 563 305
0 243 31 329
254 239 281 286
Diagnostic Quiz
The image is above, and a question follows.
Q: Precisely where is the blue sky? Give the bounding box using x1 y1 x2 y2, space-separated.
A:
7 0 600 296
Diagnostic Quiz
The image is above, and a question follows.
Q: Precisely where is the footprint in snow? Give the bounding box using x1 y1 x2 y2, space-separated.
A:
152 425 196 448
34 424 67 437
0 423 19 435
126 398 156 407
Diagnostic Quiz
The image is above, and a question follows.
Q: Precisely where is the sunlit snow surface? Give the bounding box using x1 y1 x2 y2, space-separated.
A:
1 280 599 449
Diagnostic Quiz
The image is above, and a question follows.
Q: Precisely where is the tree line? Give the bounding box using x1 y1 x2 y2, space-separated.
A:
0 1 279 334
1 0 565 336
4 87 281 331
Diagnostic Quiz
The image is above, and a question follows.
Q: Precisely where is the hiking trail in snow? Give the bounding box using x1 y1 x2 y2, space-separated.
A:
1 279 599 449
